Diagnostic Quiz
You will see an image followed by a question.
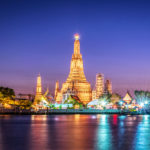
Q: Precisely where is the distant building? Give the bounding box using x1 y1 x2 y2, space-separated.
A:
33 74 45 107
92 90 96 100
16 94 34 101
95 73 104 98
105 79 112 94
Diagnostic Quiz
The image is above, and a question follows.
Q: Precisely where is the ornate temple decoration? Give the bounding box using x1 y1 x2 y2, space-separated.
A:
55 34 92 104
35 74 42 100
123 92 132 104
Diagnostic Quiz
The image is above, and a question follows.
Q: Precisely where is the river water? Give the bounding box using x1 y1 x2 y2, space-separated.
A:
0 114 150 150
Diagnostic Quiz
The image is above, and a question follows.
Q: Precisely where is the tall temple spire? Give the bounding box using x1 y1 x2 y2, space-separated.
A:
35 74 42 99
67 33 86 82
105 79 112 94
55 34 92 104
74 33 80 55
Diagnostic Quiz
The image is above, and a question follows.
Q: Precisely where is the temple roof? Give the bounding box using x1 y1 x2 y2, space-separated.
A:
87 99 99 105
123 92 132 101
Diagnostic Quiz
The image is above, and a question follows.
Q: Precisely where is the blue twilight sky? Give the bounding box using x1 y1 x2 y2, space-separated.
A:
0 0 150 96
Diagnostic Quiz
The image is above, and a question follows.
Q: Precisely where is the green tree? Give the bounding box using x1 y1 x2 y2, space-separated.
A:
0 87 15 106
98 93 111 105
0 92 4 103
110 93 121 104
0 87 15 99
135 90 150 105
59 104 62 109
64 95 83 108
16 100 32 109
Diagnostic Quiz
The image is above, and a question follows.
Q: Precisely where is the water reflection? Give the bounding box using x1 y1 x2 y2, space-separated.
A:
96 115 112 150
134 115 150 150
29 115 48 150
0 115 31 150
0 122 3 150
0 115 150 150
45 115 98 150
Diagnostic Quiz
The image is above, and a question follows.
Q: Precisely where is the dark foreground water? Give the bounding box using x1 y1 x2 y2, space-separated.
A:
0 115 150 150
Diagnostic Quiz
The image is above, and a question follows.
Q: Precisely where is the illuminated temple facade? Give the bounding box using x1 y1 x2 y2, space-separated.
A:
55 34 92 104
35 74 42 100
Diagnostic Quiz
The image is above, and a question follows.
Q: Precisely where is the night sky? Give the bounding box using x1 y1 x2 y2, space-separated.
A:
0 0 150 96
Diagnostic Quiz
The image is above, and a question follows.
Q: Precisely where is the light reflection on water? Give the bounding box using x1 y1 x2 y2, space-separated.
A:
0 115 150 150
96 115 112 150
134 115 150 150
30 115 48 150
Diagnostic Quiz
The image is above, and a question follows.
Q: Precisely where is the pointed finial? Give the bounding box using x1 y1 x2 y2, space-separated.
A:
74 33 80 40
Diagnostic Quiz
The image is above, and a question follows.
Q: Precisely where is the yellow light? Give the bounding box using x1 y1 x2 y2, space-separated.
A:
74 33 80 40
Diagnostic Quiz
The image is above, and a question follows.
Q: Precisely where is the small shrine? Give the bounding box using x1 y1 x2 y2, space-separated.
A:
123 91 132 104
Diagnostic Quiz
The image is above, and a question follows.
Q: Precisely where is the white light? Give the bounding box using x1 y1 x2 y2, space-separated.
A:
145 101 148 104
101 101 106 106
91 115 96 119
74 33 80 40
140 103 144 107
55 117 59 121
144 115 148 121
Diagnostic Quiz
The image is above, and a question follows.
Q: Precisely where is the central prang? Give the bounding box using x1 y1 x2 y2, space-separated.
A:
55 34 92 104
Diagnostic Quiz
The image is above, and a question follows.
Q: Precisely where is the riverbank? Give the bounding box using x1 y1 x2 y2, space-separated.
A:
0 109 149 115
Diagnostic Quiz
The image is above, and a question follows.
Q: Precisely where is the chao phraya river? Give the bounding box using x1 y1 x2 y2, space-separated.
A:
0 114 150 150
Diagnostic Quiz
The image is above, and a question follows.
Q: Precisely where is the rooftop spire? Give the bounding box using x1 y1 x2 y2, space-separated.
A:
74 33 80 40
74 33 80 54
38 73 41 77
35 74 42 100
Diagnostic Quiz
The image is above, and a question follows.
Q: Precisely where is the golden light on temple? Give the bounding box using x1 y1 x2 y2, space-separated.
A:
55 34 92 104
35 74 42 99
74 33 80 40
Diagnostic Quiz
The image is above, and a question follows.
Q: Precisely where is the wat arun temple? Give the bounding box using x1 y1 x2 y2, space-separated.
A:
55 34 92 104
34 33 112 106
